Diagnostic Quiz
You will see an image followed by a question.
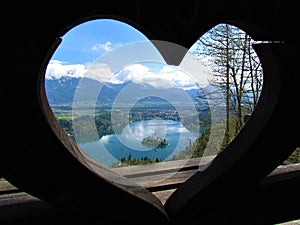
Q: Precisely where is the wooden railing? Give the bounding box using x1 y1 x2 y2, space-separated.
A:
1 157 300 207
0 157 213 206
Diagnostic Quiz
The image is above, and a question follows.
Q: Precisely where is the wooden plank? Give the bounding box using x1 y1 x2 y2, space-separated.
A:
1 162 299 210
0 192 39 207
112 156 215 178
152 189 176 205
130 170 198 190
269 163 300 176
0 180 18 194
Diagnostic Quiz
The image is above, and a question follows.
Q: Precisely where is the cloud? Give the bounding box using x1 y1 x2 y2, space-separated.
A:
91 41 122 52
83 63 114 83
45 60 113 83
45 60 212 89
114 64 150 83
45 60 86 79
111 64 205 90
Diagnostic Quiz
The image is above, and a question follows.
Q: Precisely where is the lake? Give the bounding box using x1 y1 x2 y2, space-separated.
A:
78 119 199 167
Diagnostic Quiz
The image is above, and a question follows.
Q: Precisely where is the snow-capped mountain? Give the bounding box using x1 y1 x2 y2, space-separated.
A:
44 76 205 107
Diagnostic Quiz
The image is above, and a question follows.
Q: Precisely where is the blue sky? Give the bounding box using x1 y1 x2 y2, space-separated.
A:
46 18 211 89
52 19 149 64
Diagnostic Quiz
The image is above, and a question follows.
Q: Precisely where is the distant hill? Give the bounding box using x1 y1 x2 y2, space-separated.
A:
45 76 79 105
44 76 206 108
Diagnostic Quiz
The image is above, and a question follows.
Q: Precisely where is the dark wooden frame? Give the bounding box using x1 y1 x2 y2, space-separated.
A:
0 1 299 224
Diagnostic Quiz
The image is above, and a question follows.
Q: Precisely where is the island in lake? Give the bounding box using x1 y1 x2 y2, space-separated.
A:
141 133 168 148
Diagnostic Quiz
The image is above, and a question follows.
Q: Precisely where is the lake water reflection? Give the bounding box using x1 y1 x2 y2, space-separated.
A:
78 119 199 167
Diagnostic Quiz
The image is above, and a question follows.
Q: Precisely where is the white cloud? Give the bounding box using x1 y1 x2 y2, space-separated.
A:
114 64 151 83
45 60 212 90
158 65 199 90
111 64 206 90
45 60 113 83
83 63 114 83
91 41 122 53
45 60 86 79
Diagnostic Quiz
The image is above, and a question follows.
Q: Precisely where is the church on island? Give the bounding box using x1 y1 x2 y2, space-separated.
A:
141 133 168 147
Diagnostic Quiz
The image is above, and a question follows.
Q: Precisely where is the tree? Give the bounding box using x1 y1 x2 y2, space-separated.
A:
193 23 263 149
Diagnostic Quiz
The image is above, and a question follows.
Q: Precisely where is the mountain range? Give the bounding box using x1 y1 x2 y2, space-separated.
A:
45 76 205 108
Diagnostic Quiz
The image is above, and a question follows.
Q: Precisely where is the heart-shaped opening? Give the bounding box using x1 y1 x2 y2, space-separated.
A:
1 3 299 224
44 18 265 197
